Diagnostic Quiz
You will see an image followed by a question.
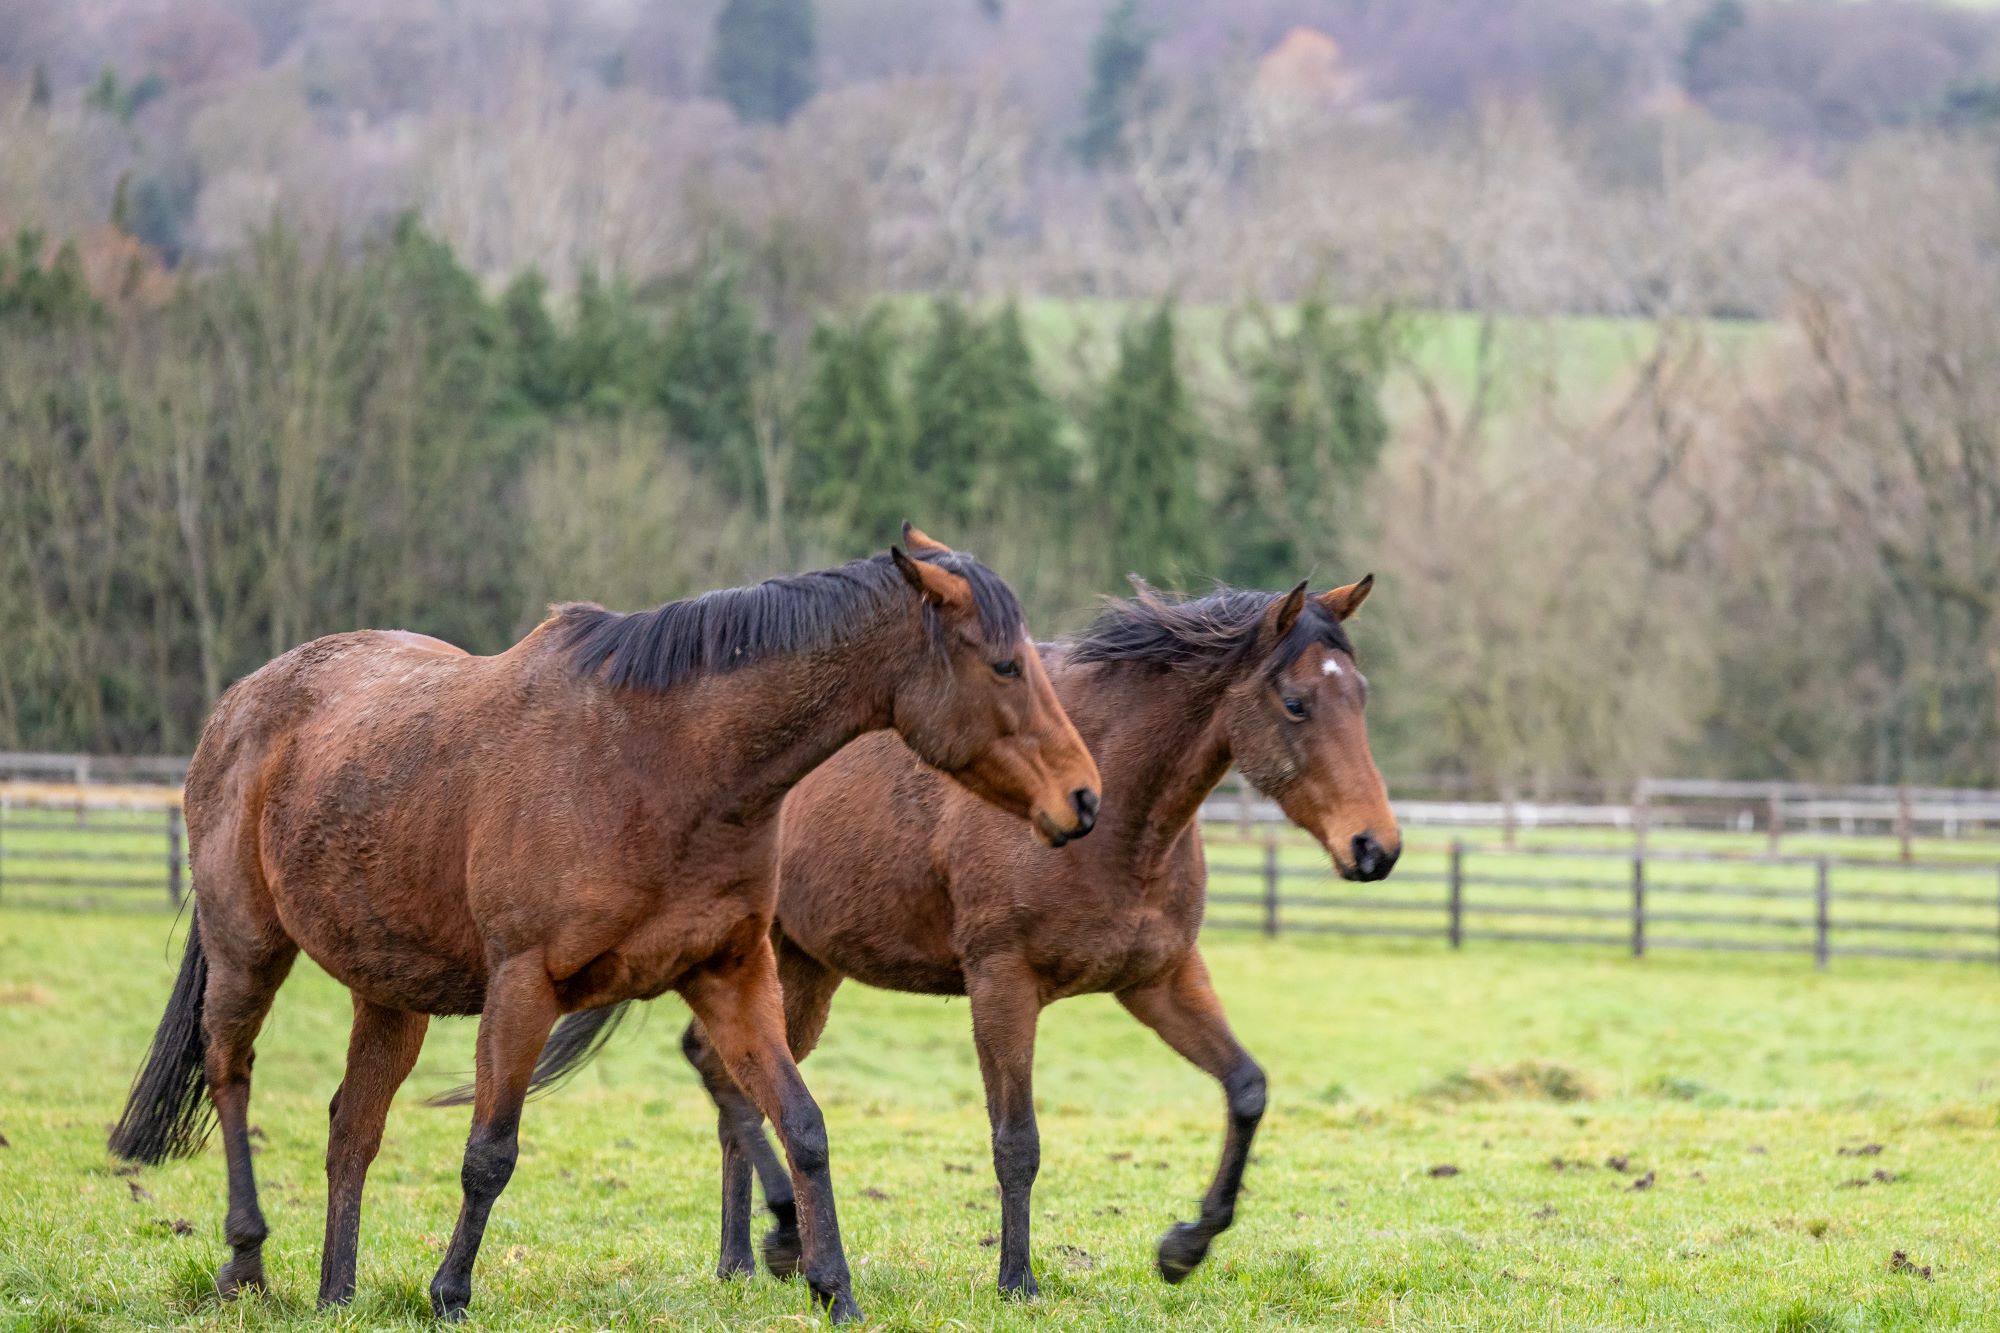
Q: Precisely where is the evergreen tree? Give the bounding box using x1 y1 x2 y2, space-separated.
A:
1223 299 1394 586
1088 304 1211 585
910 299 1069 530
500 270 568 413
796 306 915 549
1074 0 1152 169
658 268 769 506
29 63 51 111
710 0 818 126
564 268 657 414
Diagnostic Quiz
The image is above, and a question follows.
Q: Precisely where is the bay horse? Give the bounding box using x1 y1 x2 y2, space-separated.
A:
534 576 1398 1296
107 525 1100 1324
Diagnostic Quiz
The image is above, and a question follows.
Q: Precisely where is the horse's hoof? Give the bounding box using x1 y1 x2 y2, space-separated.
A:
215 1260 266 1299
716 1250 756 1281
428 1278 471 1321
762 1224 802 1279
819 1289 863 1324
1156 1221 1211 1284
998 1269 1040 1300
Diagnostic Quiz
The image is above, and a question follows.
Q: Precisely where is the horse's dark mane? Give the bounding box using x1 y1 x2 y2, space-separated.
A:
1068 581 1352 686
555 549 1024 692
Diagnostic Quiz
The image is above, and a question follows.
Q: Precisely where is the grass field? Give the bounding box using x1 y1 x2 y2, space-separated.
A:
4 906 1999 1331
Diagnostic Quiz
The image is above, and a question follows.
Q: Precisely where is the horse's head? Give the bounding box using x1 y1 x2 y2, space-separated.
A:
888 523 1101 847
1223 577 1399 881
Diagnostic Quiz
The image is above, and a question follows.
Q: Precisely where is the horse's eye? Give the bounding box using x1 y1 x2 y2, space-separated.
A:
992 659 1021 680
1282 696 1309 720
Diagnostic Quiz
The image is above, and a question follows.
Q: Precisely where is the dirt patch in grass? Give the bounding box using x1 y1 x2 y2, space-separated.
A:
0 982 54 1005
1420 1061 1598 1105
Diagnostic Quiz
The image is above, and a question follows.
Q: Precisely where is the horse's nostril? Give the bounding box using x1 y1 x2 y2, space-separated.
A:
1350 832 1390 880
1070 788 1099 834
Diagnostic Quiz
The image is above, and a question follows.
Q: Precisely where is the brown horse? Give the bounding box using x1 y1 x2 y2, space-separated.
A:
536 576 1398 1296
107 526 1100 1324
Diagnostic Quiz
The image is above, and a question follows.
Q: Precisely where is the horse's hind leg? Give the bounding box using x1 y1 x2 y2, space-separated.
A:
430 952 558 1320
684 934 843 1280
199 925 298 1296
1116 948 1265 1284
319 998 428 1307
681 935 858 1322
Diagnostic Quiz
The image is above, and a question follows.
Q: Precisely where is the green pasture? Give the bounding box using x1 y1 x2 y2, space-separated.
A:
997 296 1771 429
3 904 1999 1331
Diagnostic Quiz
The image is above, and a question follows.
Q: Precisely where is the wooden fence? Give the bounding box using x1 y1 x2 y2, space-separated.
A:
0 783 184 909
1198 831 2000 968
5 753 2000 970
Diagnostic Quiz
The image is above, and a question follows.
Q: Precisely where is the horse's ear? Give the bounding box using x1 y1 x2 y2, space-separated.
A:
1266 580 1310 641
900 520 953 555
1318 574 1374 621
891 545 973 612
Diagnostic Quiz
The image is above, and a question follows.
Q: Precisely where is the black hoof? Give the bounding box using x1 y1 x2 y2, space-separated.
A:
215 1258 266 1299
429 1278 471 1321
316 1288 355 1310
999 1269 1040 1300
762 1224 802 1279
1156 1221 1211 1284
817 1288 863 1324
717 1250 756 1281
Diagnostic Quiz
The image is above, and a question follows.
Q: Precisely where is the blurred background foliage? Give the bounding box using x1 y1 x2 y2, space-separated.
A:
4 0 2000 791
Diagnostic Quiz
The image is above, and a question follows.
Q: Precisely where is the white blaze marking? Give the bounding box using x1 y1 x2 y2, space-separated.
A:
1321 656 1344 677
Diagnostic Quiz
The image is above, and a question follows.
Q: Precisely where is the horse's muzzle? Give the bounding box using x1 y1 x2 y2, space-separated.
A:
1038 788 1099 847
1339 830 1399 882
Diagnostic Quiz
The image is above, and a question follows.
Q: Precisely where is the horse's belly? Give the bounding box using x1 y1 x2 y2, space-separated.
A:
260 765 488 1013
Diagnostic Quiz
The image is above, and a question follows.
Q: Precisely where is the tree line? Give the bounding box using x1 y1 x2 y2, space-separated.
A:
0 217 1391 755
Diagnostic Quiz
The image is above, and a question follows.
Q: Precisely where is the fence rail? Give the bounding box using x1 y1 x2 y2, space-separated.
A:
0 782 183 909
1199 830 2000 968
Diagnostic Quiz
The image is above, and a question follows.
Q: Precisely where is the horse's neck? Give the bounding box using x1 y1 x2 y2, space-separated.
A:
613 616 909 826
1070 665 1233 877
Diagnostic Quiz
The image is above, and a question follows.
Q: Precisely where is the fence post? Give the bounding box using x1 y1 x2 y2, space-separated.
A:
1896 784 1913 863
167 805 184 907
1633 778 1651 858
1767 784 1783 855
1814 858 1830 970
1501 783 1518 851
1236 778 1250 838
1262 835 1279 938
1630 849 1646 958
1448 841 1464 949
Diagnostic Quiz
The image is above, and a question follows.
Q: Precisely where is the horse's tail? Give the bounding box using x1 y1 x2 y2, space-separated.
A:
428 1001 634 1107
109 908 214 1163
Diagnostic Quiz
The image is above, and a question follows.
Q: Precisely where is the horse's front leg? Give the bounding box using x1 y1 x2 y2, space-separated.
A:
430 953 559 1319
966 957 1043 1299
1116 948 1265 1284
681 935 860 1323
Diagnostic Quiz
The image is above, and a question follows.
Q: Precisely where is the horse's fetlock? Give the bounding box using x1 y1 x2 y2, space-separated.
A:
224 1208 268 1250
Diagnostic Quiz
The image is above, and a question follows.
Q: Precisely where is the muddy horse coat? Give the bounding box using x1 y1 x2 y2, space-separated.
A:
538 577 1397 1295
108 529 1100 1323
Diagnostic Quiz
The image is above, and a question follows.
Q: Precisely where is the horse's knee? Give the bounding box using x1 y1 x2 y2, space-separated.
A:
991 1118 1040 1192
1225 1057 1266 1126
